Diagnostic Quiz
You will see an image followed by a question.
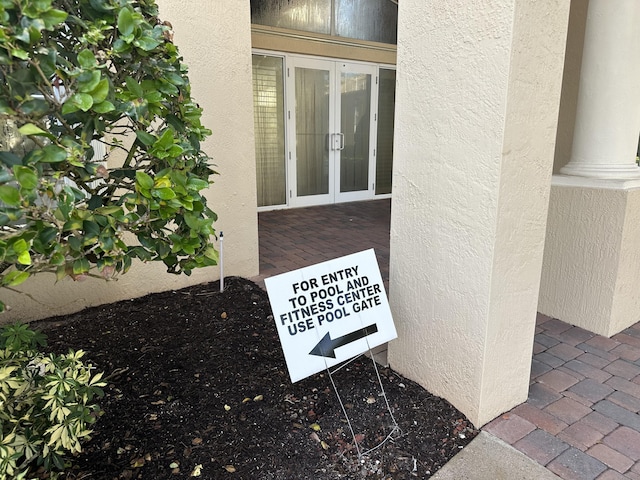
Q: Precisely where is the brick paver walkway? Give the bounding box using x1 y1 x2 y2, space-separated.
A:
257 199 640 480
485 315 640 479
256 199 390 288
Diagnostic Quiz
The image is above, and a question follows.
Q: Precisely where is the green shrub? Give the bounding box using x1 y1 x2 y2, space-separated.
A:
0 0 218 311
0 323 106 479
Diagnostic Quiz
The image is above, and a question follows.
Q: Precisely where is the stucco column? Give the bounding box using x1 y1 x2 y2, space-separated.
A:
388 0 569 427
540 1 640 337
559 0 640 179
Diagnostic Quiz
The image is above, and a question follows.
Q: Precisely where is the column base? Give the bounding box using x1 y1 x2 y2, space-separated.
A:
559 162 640 180
539 177 640 336
553 174 640 190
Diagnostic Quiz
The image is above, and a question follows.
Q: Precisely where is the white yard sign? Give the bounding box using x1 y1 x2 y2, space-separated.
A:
265 249 397 383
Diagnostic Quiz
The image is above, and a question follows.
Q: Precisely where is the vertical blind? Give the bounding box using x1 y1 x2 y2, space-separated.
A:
252 55 287 207
375 68 395 194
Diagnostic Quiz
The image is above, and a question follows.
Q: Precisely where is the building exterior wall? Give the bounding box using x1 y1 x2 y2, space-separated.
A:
0 1 259 323
388 0 569 426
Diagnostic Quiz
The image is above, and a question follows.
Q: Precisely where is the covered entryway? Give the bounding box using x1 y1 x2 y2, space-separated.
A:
256 198 391 284
250 0 398 210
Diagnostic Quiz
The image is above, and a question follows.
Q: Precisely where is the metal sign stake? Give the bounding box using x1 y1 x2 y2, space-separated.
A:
326 345 401 462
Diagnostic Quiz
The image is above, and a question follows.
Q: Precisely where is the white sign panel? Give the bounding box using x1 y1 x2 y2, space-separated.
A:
265 249 397 383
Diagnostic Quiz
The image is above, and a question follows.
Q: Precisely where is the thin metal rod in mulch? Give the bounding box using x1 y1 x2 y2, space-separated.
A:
326 348 401 461
219 231 224 292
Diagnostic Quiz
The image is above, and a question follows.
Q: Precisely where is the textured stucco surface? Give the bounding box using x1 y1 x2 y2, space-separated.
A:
388 0 569 426
560 0 640 178
553 0 589 174
1 2 258 322
540 184 640 336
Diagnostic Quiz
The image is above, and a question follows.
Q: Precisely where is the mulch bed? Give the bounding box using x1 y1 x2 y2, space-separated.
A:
34 276 478 479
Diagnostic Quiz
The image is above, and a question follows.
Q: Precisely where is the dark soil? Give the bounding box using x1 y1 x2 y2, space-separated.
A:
35 276 478 479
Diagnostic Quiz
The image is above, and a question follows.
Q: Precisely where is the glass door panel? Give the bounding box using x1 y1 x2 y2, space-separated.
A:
252 55 286 207
295 66 331 198
284 56 389 207
289 57 335 207
375 68 395 195
335 63 376 203
340 71 370 193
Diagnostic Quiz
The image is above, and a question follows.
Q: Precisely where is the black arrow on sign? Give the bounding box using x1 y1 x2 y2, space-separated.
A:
309 323 379 359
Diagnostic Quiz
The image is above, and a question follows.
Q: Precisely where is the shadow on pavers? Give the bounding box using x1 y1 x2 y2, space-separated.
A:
431 432 562 480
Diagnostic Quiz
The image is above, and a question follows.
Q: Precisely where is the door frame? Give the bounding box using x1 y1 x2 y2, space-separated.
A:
286 55 336 208
253 50 394 211
334 60 378 205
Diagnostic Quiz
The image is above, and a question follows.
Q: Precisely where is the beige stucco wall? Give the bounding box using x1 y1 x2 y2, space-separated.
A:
539 183 640 336
1 1 258 323
388 0 569 427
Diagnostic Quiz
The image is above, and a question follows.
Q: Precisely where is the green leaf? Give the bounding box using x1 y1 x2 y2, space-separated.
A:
69 93 93 111
135 171 154 190
117 7 135 37
51 252 65 265
0 185 20 206
17 250 31 265
83 220 100 240
157 80 179 96
153 188 176 200
113 38 131 54
2 270 30 287
134 35 161 51
204 246 219 262
20 97 48 115
12 238 28 254
11 48 29 60
0 99 15 115
125 76 143 98
78 70 101 93
13 166 38 190
87 195 102 210
0 152 22 167
61 101 78 115
89 0 114 13
187 178 209 191
93 100 115 113
40 8 68 28
38 145 67 163
37 227 58 245
155 129 174 149
165 72 185 86
135 131 155 146
63 219 83 231
18 123 48 136
67 235 81 252
96 206 123 215
77 49 97 68
73 257 90 275
90 78 109 103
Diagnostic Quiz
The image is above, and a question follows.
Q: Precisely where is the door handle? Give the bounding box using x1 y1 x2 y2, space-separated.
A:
330 133 344 151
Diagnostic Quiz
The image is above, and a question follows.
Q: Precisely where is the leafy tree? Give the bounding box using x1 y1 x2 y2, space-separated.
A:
0 0 218 312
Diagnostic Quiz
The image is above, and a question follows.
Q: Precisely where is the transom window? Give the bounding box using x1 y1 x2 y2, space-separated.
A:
250 0 398 45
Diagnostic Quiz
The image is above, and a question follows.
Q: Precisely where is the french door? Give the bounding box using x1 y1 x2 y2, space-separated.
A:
287 57 377 207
